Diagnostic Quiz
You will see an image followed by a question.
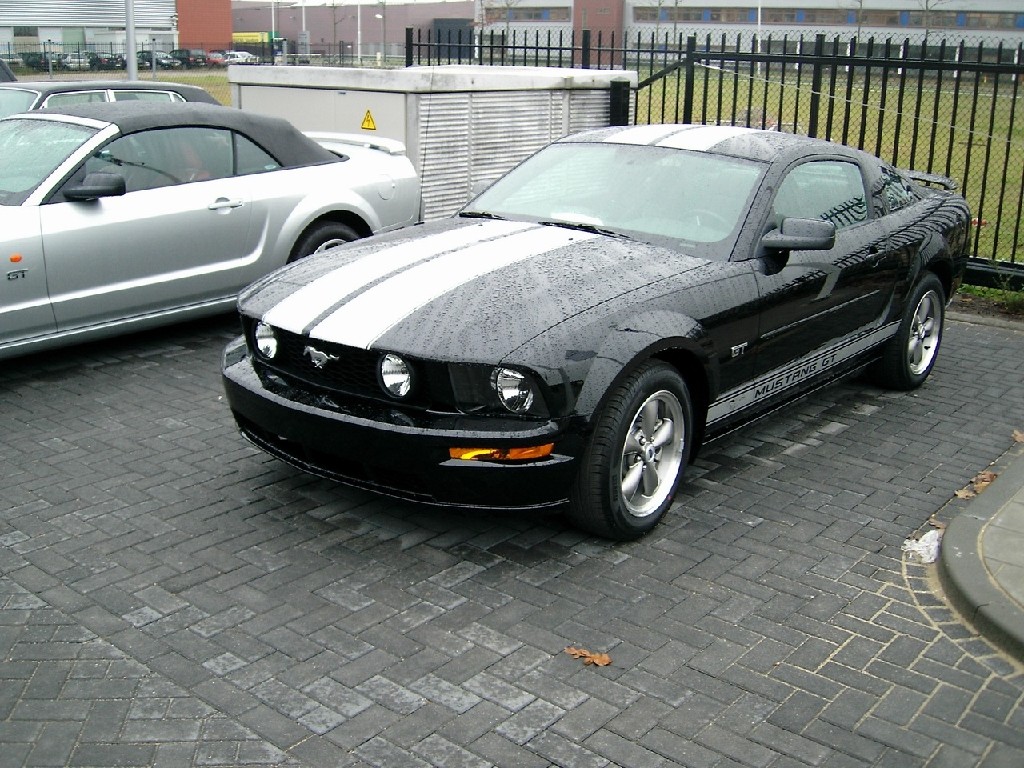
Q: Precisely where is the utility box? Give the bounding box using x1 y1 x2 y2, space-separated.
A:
229 65 636 219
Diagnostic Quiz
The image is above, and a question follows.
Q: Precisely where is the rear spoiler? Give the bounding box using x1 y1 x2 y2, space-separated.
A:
903 169 958 191
304 131 407 157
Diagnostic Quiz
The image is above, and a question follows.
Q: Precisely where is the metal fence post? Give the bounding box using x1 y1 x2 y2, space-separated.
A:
405 27 413 67
581 29 591 69
808 33 825 138
682 36 696 125
609 79 630 125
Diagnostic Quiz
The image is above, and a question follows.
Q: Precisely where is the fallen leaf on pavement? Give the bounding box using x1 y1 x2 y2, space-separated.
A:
956 469 998 499
972 470 997 492
565 646 612 666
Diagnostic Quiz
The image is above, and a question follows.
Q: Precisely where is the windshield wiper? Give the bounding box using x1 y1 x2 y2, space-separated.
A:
537 220 634 241
458 210 506 220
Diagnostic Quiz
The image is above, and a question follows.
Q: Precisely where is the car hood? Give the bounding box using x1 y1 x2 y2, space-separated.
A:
240 218 711 361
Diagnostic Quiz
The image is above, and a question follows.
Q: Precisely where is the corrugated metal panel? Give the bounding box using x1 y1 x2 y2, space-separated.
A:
418 88 611 220
0 1 176 28
568 90 620 133
418 93 474 221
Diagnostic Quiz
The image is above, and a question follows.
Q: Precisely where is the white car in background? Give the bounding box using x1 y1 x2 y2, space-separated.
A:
0 101 420 359
222 50 259 65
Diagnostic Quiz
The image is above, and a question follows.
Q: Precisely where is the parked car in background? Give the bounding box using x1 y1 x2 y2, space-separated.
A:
0 80 218 119
223 124 970 540
170 48 209 68
60 52 93 71
88 51 126 70
0 58 14 82
137 50 181 69
222 50 259 65
0 101 420 359
20 51 65 71
206 50 228 66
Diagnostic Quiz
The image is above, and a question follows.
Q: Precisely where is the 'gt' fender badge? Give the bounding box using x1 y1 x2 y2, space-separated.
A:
304 345 338 369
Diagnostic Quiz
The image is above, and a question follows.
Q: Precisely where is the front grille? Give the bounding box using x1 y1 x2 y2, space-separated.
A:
268 328 383 398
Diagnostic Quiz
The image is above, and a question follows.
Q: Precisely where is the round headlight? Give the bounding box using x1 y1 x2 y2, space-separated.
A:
492 367 534 413
254 322 278 359
380 353 412 398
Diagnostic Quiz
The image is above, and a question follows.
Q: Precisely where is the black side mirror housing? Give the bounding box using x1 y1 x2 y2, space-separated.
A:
64 172 127 201
761 217 837 251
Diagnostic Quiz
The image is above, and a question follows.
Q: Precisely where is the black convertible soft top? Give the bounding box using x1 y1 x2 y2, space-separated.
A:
27 100 337 168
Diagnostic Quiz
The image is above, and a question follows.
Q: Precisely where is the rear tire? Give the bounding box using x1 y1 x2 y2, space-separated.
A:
568 362 692 540
289 222 361 263
873 272 945 390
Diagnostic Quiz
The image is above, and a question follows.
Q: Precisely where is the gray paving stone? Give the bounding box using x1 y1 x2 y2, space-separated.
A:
2 317 1024 766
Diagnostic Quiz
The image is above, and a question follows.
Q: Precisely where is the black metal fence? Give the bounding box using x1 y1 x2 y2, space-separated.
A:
407 28 1024 276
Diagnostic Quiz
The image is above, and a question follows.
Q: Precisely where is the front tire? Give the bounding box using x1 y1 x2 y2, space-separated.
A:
568 362 693 540
289 222 361 263
873 272 945 390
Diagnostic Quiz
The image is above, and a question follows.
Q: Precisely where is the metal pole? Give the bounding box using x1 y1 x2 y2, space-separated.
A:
125 0 137 79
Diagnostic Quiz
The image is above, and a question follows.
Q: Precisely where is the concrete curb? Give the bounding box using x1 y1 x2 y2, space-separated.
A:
947 311 1024 333
938 440 1024 661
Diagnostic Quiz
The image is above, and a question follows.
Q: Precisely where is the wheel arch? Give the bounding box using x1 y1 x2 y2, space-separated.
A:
648 346 712 451
924 257 953 303
287 211 373 262
573 315 716 453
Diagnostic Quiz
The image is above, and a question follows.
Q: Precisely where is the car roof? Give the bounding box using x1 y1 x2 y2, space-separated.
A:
11 100 337 167
562 124 859 164
0 80 218 103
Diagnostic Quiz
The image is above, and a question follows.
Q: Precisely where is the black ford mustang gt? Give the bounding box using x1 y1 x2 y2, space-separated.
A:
223 124 970 540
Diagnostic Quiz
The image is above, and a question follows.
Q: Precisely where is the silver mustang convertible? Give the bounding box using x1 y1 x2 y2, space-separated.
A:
0 101 420 359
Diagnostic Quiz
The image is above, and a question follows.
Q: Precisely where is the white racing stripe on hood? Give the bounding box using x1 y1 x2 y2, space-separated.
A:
264 220 536 333
309 225 599 349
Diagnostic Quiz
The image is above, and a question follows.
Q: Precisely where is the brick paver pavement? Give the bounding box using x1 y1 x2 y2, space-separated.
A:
1 314 1023 767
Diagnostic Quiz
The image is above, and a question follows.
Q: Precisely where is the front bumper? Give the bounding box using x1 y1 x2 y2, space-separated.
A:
222 337 584 510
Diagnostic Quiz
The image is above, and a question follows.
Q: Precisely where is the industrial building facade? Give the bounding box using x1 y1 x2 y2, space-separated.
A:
1 1 1020 60
0 0 231 52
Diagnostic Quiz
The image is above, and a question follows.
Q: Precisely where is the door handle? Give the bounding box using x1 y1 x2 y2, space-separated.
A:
208 198 244 211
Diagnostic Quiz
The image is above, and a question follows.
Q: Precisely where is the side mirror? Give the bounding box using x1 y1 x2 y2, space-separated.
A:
64 172 127 201
761 217 836 251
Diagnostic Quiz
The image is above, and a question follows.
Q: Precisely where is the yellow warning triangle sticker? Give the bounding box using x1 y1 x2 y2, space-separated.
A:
361 110 377 131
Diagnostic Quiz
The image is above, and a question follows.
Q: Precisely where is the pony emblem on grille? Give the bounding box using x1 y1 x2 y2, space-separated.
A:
303 345 338 369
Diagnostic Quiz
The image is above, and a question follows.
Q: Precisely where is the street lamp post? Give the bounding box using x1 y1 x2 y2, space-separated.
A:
378 0 386 62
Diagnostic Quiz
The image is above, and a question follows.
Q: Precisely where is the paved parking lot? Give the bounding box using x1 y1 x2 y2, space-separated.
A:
2 313 1023 767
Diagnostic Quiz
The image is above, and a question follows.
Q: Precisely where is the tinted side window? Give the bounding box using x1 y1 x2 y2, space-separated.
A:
43 91 109 108
879 165 922 212
84 127 235 191
111 90 185 103
773 161 868 230
233 133 281 175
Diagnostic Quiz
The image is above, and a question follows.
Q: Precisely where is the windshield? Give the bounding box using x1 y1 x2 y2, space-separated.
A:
0 117 98 205
0 88 40 119
466 142 765 258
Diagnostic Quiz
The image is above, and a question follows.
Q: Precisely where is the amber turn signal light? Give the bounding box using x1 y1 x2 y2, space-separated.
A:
449 444 554 461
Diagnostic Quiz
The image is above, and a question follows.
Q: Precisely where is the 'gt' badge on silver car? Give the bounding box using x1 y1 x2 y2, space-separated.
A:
303 346 338 369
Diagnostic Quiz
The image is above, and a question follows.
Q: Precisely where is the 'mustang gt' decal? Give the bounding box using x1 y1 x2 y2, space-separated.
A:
707 322 897 426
